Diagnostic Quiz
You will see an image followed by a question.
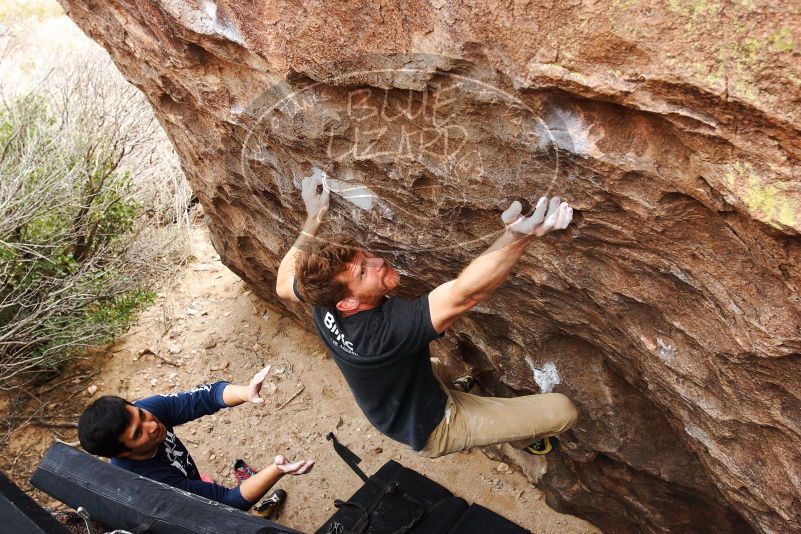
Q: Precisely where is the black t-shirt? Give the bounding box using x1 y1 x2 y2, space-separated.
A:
296 281 446 450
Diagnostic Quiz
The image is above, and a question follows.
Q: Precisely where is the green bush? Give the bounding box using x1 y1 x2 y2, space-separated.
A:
0 71 159 386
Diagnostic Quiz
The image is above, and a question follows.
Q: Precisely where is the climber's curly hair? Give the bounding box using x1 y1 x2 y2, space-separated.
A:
295 234 360 308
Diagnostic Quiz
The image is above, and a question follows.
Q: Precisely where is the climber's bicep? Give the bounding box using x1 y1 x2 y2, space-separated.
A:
428 280 479 334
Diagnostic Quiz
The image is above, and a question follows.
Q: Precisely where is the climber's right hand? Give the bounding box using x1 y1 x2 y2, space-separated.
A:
301 168 331 224
502 196 573 238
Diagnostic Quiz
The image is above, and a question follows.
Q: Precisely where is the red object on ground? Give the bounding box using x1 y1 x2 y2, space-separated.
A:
233 459 257 485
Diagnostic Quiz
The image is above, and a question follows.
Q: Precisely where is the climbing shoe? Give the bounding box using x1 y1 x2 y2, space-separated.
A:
233 459 256 485
523 436 558 456
253 489 287 520
453 375 475 393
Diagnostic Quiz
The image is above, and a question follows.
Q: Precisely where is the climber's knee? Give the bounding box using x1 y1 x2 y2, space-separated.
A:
551 393 578 433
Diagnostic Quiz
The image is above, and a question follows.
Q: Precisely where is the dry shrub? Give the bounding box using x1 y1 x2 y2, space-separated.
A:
0 20 193 388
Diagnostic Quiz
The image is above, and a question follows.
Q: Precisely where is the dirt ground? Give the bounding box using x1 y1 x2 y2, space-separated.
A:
0 221 600 533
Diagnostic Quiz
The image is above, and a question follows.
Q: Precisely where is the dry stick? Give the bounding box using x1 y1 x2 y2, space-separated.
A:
34 421 78 429
6 416 79 428
140 349 181 367
21 388 43 404
9 448 26 478
4 414 80 421
0 397 49 448
277 385 305 410
37 369 101 395
152 352 181 367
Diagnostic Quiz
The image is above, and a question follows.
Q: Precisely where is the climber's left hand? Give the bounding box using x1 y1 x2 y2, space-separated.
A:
301 168 331 224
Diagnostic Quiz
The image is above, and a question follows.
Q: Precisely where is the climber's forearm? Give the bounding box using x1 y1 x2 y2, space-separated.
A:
276 216 321 301
451 230 532 304
429 230 532 332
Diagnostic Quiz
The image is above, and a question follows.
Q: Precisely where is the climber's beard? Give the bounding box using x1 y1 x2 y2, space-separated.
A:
360 267 400 305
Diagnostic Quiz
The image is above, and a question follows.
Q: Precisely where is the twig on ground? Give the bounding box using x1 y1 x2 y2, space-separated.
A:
5 415 79 430
4 414 79 421
277 385 305 410
37 369 101 395
153 352 181 367
35 421 78 429
21 388 43 404
139 348 180 367
0 397 48 448
9 448 26 477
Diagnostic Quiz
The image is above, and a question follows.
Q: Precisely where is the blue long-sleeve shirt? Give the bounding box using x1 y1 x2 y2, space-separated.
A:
111 381 252 510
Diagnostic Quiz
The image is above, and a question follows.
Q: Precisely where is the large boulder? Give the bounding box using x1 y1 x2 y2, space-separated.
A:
58 1 800 532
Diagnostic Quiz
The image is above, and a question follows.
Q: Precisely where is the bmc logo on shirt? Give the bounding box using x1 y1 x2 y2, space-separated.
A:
324 312 357 355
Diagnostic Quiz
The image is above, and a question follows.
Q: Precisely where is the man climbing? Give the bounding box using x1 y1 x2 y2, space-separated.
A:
275 171 578 458
78 367 314 512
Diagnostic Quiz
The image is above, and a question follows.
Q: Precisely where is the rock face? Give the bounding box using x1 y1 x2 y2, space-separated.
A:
59 1 800 532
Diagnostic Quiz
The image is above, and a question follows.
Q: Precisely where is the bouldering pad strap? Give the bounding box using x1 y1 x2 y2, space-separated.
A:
326 432 369 484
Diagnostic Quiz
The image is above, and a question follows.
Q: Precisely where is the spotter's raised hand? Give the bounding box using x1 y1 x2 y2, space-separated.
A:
247 365 271 404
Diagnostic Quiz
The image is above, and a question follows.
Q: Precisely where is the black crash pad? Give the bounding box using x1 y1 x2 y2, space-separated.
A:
30 442 300 534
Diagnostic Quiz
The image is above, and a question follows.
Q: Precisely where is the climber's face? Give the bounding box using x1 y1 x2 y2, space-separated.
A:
116 405 166 459
336 250 399 308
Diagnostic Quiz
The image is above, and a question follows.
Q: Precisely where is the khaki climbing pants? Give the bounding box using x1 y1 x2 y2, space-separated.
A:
419 359 578 458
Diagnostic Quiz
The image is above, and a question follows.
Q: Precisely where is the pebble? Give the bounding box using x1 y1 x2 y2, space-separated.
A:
210 359 230 371
150 378 158 386
496 462 512 474
87 385 98 396
168 344 182 354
